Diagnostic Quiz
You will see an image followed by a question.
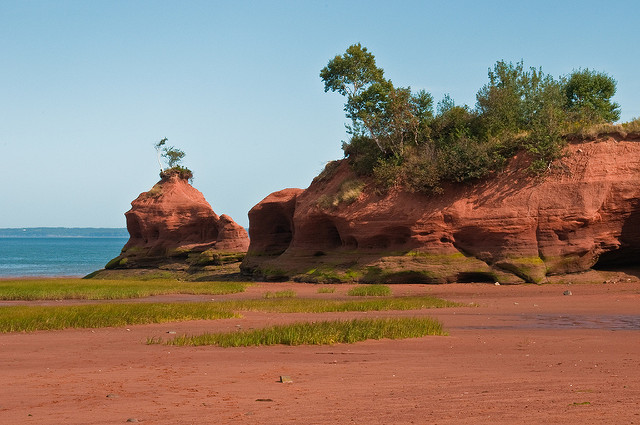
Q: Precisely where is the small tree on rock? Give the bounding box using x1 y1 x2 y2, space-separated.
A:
154 138 192 180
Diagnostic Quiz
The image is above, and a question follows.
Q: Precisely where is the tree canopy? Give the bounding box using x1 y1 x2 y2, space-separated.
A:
320 43 433 158
565 69 621 122
321 43 624 192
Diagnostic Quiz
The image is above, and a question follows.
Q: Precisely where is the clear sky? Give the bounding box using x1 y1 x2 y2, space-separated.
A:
1 0 638 228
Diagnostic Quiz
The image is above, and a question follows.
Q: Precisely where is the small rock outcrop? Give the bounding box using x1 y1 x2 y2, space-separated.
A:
241 137 640 283
106 170 249 269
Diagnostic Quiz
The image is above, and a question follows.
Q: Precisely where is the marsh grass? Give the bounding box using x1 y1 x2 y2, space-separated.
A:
347 284 392 297
161 317 447 347
0 303 237 333
0 279 247 300
222 295 458 313
263 290 297 299
0 295 459 333
317 287 336 294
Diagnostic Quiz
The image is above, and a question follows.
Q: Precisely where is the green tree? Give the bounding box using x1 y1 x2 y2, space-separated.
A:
321 44 433 158
154 137 186 170
565 69 621 123
163 146 185 168
319 43 386 113
475 60 550 137
320 43 389 151
153 138 191 180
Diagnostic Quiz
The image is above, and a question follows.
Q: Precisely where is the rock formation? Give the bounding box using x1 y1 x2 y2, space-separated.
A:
106 169 249 270
242 136 640 283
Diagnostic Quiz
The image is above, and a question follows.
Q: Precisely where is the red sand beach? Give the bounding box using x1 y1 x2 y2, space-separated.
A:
1 278 639 424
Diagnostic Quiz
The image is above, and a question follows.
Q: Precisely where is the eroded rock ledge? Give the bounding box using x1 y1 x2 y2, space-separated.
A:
241 138 640 283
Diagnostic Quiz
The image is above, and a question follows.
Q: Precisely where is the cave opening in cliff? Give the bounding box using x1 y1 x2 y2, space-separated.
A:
264 215 293 255
593 247 640 270
455 272 497 283
126 215 143 240
342 236 358 249
313 218 342 250
361 226 412 250
594 204 640 270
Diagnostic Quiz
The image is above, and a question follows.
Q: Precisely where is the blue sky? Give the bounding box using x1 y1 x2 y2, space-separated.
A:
1 0 638 228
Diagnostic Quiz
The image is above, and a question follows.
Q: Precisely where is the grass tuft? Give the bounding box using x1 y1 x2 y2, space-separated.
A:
317 287 336 294
162 317 446 347
316 179 365 209
263 290 297 299
347 284 392 297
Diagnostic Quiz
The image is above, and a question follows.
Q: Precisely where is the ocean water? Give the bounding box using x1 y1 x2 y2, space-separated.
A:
0 237 129 278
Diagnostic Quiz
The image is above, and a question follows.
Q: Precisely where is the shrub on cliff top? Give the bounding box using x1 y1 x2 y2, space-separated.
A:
160 166 193 181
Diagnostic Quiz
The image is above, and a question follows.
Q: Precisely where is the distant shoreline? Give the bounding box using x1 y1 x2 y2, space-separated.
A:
0 228 128 238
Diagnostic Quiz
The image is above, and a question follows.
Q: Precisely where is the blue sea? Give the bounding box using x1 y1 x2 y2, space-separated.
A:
0 237 129 278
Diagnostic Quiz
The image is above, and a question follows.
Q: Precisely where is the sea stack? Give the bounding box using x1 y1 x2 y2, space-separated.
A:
106 168 249 270
241 136 640 283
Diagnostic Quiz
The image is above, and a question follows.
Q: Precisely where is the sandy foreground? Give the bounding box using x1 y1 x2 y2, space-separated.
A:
1 278 639 424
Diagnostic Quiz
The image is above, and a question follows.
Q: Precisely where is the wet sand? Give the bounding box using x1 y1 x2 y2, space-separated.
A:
1 280 639 424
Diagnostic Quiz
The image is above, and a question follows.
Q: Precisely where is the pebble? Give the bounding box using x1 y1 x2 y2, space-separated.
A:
126 418 139 423
563 290 572 296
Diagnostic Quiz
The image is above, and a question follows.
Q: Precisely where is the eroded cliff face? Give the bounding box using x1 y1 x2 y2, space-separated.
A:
241 137 640 283
107 172 249 269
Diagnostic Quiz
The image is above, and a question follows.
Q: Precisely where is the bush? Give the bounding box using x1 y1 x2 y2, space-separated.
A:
342 135 384 176
373 157 402 189
160 166 193 181
401 149 441 193
437 136 493 182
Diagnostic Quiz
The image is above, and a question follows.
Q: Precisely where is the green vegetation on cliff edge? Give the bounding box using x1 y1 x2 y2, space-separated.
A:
320 43 631 193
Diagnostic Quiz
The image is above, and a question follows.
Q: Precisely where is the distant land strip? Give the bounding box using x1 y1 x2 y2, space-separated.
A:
0 228 129 238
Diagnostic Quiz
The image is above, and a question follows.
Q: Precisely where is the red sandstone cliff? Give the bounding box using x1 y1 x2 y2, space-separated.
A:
107 171 248 269
242 137 640 283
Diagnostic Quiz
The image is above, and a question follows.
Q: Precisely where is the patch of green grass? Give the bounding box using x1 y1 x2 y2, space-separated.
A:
569 401 591 406
406 251 466 261
317 287 336 294
188 250 246 266
223 295 456 313
0 279 247 300
260 267 289 282
159 317 447 347
0 303 237 333
347 284 391 297
263 290 297 299
301 267 355 283
0 295 460 333
316 179 365 209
